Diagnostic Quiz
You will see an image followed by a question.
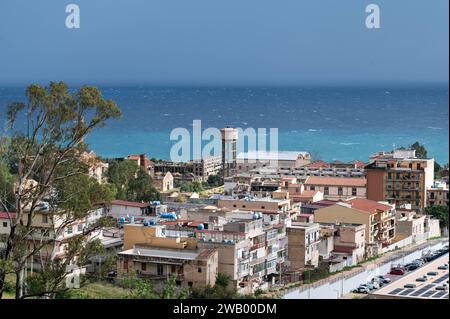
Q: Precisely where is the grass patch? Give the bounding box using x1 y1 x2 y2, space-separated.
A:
63 281 129 299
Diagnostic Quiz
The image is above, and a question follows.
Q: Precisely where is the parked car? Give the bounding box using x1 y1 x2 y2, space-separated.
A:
406 263 421 271
438 264 449 270
390 267 406 275
375 275 391 284
353 286 370 294
435 284 448 291
416 276 428 282
427 271 439 276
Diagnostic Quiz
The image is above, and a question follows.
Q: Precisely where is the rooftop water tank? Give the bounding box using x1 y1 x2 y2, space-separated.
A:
197 224 205 230
119 217 126 223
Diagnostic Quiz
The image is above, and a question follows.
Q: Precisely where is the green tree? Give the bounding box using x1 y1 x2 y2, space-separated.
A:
0 82 121 299
410 141 428 159
0 161 15 212
207 174 223 187
106 161 159 202
106 160 138 200
128 168 160 202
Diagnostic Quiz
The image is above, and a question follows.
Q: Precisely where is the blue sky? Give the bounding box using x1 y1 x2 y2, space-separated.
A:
0 0 448 86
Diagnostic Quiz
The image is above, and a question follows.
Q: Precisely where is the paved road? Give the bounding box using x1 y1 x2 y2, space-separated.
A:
283 239 448 299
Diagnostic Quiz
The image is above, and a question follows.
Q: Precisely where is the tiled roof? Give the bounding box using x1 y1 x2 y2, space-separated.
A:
345 198 393 213
305 176 366 187
0 211 16 219
307 160 330 168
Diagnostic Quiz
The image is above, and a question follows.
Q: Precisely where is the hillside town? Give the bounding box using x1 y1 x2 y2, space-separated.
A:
1 126 448 299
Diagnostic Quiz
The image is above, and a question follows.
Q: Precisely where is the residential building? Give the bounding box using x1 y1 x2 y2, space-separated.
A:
314 198 396 254
106 200 152 219
286 222 320 270
303 176 367 200
236 151 311 173
217 196 291 214
395 209 427 242
366 149 434 210
193 156 222 180
80 151 109 184
118 246 218 289
427 181 449 206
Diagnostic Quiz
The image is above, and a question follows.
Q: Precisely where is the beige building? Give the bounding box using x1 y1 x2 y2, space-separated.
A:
118 246 218 289
366 149 434 210
236 151 311 173
304 176 366 200
154 171 174 192
286 222 320 270
314 198 395 248
427 181 449 206
217 196 291 214
193 156 222 180
80 151 109 184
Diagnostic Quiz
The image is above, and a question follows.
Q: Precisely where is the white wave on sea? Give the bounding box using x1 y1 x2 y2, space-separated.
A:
428 126 443 130
339 142 361 146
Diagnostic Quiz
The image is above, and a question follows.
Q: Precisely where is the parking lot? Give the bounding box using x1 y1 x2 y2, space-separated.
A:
352 245 449 299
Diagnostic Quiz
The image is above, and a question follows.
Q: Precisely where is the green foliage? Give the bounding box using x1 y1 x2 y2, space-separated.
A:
106 161 159 202
207 174 223 187
410 141 428 159
215 273 231 288
180 181 204 193
425 205 449 228
121 274 188 299
0 82 122 299
0 161 15 211
302 265 330 283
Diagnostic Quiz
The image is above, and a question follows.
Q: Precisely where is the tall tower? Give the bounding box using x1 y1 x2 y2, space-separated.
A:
221 127 238 178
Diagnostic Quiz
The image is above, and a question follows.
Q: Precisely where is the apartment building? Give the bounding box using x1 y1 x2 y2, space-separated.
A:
366 149 434 210
0 211 15 249
236 151 311 173
314 198 396 251
427 181 449 206
118 223 218 288
286 222 320 270
319 223 366 265
217 196 291 214
303 176 367 200
193 156 222 180
80 151 109 184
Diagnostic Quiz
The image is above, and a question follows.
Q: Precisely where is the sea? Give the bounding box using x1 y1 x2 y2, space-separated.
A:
0 86 448 164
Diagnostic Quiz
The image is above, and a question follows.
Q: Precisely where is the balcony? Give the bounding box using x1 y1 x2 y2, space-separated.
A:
250 242 265 251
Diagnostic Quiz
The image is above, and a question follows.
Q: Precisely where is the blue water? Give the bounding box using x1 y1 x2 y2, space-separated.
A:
0 86 448 164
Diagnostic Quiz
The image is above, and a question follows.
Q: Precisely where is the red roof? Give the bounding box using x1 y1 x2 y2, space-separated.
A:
305 176 366 187
307 160 330 169
352 160 366 168
111 200 149 208
345 198 392 213
0 211 16 219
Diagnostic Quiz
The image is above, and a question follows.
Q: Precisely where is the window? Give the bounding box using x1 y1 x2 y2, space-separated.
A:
352 187 357 196
310 186 315 191
261 206 265 209
2 222 7 228
417 164 421 170
338 187 343 196
198 267 202 273
77 224 83 232
141 263 147 271
157 264 164 276
324 187 329 195
66 226 73 234
42 215 48 223
123 261 128 270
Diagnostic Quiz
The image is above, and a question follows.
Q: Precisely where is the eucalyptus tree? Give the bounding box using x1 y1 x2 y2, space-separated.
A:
0 81 121 298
